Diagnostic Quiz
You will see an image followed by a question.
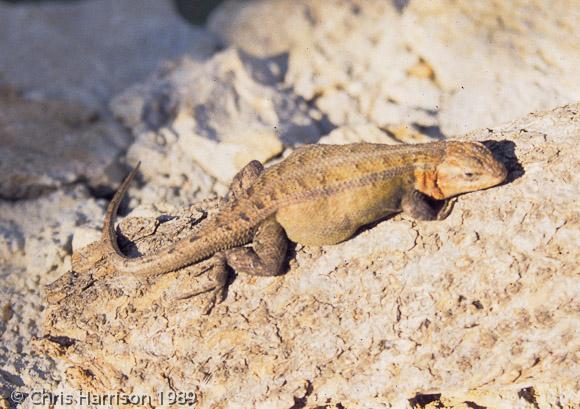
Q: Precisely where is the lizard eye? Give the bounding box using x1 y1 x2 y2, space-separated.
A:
464 172 475 178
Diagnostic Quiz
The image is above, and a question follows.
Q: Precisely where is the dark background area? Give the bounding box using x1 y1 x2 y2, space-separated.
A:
1 0 226 24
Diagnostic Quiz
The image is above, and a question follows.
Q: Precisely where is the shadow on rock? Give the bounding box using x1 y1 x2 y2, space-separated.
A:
482 139 524 184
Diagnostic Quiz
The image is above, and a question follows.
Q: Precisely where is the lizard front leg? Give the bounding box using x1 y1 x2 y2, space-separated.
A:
226 217 288 276
401 189 456 221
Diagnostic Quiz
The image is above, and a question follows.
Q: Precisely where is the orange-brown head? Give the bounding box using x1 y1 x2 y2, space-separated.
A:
415 141 508 199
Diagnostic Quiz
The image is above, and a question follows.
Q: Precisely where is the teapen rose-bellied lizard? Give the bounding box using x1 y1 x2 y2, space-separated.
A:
103 141 507 305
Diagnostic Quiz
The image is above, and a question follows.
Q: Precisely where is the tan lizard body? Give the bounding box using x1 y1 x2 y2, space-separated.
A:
103 141 507 301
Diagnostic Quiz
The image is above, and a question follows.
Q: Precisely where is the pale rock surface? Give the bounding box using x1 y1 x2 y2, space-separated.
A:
210 0 438 134
0 186 104 407
319 123 439 145
402 0 580 135
41 104 580 409
208 0 317 57
111 48 321 190
0 87 130 200
0 0 217 109
0 186 104 278
208 0 580 136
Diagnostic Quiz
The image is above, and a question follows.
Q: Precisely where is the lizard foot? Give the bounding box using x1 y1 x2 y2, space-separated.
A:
175 254 230 314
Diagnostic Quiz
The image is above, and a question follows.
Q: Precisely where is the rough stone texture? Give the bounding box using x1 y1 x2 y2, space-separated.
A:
318 123 438 145
403 0 580 135
0 87 130 200
0 0 217 110
209 0 580 136
209 0 439 133
0 186 105 408
41 103 580 409
111 48 322 196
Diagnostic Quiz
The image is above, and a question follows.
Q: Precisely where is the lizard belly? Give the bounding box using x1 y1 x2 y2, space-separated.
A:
276 179 404 246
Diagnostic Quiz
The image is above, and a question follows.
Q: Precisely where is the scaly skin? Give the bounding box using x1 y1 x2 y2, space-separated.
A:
102 141 507 298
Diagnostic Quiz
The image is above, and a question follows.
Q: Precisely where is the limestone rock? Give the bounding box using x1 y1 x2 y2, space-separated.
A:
208 0 442 134
0 88 130 200
0 186 105 407
208 0 318 57
318 123 400 145
111 48 321 188
0 0 217 109
319 123 439 145
42 103 580 409
402 0 580 135
0 186 103 275
209 0 580 137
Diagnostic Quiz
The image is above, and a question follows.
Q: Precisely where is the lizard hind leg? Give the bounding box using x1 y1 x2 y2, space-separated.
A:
192 217 288 314
195 160 267 314
227 160 264 201
225 217 288 276
401 189 456 221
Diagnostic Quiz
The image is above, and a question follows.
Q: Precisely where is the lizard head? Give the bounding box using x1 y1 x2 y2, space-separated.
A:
434 141 507 198
415 141 507 199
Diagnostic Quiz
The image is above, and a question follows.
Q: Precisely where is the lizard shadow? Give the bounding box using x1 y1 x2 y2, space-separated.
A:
115 213 179 258
481 139 524 184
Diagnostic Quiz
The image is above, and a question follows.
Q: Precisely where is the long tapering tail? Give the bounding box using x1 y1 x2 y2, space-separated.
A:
102 162 141 257
101 163 254 276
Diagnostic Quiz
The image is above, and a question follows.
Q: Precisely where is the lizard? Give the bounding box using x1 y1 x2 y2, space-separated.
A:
102 140 507 305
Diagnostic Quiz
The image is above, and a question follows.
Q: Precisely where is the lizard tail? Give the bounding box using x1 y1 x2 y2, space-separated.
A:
101 162 254 276
102 162 141 257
